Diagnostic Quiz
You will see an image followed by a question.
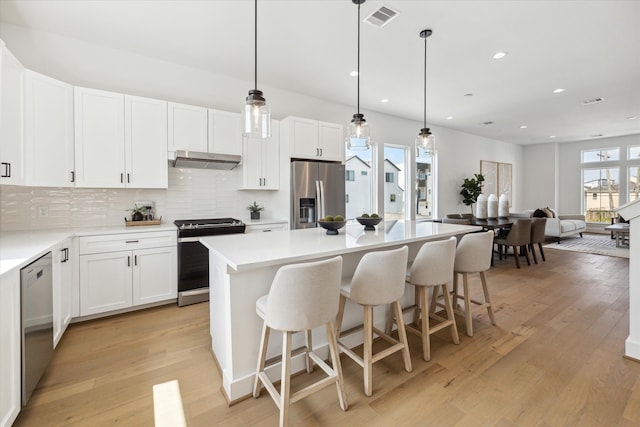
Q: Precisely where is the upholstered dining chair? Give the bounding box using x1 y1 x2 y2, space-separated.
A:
493 218 532 268
529 217 547 264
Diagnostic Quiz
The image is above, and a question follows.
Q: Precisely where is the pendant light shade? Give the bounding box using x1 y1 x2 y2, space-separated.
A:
242 0 271 138
416 29 434 157
348 0 370 151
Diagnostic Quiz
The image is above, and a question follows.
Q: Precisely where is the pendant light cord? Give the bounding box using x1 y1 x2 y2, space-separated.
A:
357 2 361 115
423 35 427 128
254 0 258 91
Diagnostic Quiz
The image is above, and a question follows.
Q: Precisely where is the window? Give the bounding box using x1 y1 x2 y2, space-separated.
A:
345 147 373 220
630 146 640 161
384 145 406 220
385 172 394 183
630 166 640 202
582 148 620 163
360 170 368 176
345 194 350 203
390 194 396 202
346 170 355 181
416 149 434 220
583 167 620 223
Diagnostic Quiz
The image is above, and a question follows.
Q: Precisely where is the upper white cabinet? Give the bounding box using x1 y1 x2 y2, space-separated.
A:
24 70 75 187
74 87 168 188
242 120 280 190
0 41 25 185
167 102 208 153
283 116 344 162
208 109 241 155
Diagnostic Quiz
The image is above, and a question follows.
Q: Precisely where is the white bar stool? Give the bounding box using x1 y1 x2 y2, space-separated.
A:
452 231 496 336
253 256 348 427
402 237 459 361
335 246 412 397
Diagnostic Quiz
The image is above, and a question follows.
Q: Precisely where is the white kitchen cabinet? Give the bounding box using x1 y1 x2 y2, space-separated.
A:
79 231 177 317
242 120 280 190
245 222 288 233
24 70 75 187
208 109 241 155
167 102 208 153
74 87 168 188
0 41 25 185
52 238 75 347
124 95 168 188
283 116 344 162
0 268 21 427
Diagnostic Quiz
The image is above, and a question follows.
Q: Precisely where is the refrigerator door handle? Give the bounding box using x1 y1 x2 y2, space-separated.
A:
315 180 323 221
319 180 326 220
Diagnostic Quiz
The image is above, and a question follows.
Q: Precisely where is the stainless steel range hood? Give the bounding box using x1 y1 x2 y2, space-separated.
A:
173 150 241 170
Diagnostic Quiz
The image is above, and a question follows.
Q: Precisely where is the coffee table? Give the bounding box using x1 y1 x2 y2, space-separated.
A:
604 223 630 248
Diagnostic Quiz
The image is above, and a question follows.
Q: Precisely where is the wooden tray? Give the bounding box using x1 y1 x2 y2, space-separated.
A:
125 219 162 226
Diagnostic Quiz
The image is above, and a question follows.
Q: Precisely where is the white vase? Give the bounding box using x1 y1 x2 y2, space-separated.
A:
487 194 498 219
499 194 510 217
475 194 488 219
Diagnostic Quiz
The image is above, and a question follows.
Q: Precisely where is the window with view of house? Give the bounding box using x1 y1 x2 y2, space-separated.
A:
344 151 372 219
384 145 406 220
416 148 434 220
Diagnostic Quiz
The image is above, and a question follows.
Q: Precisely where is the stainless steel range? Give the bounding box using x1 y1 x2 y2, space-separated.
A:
174 218 245 306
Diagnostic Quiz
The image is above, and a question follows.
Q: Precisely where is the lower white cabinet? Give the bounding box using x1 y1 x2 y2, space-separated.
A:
79 231 177 316
244 222 288 233
53 238 75 347
0 268 21 427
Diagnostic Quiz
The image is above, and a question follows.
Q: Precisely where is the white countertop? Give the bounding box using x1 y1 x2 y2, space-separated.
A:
201 220 481 272
0 223 177 276
242 217 288 226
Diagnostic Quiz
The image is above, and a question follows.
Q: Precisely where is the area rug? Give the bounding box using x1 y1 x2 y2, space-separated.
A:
543 234 629 259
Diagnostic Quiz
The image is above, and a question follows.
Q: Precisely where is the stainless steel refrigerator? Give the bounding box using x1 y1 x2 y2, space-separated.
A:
291 160 345 229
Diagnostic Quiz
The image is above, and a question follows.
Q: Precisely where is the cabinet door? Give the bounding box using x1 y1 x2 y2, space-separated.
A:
24 70 75 187
288 117 318 159
209 109 241 155
132 246 177 306
167 102 208 153
0 44 25 185
124 95 168 188
53 238 74 347
318 121 344 162
262 120 280 190
79 251 132 316
74 87 125 188
0 268 21 427
242 137 263 189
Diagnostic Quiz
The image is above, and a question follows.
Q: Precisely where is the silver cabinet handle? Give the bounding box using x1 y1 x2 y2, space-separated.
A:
70 171 75 183
126 240 139 243
127 256 131 267
120 173 124 183
1 162 10 178
134 255 137 266
127 173 130 183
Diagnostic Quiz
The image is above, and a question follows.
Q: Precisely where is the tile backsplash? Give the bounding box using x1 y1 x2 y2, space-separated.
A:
0 167 278 231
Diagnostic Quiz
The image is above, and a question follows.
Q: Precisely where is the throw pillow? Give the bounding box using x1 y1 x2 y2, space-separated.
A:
542 207 554 218
546 207 557 218
533 209 547 218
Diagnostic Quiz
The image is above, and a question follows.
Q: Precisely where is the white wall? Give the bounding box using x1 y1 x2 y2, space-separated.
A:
0 23 524 223
521 143 557 210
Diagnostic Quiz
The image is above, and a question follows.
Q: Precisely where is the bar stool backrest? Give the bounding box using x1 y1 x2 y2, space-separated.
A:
454 231 494 273
409 237 457 286
349 246 409 306
265 256 343 331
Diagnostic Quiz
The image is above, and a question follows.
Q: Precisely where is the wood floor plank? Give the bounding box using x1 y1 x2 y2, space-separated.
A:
13 248 640 426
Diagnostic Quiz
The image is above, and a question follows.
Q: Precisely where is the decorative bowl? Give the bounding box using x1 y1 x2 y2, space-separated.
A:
356 216 383 231
318 221 347 235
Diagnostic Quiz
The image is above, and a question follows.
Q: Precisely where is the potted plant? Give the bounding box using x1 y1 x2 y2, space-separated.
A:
460 173 485 214
127 206 147 221
247 201 264 220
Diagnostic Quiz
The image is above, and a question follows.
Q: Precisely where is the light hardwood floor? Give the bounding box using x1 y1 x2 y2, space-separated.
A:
15 247 640 426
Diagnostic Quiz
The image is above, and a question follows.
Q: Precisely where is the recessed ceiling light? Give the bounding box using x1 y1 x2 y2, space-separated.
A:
482 121 494 125
492 51 508 59
549 135 556 138
446 116 454 120
553 88 566 93
583 97 604 105
349 71 358 77
464 93 473 97
519 125 527 129
380 98 389 103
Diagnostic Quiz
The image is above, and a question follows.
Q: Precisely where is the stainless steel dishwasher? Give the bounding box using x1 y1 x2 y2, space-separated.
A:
20 252 53 406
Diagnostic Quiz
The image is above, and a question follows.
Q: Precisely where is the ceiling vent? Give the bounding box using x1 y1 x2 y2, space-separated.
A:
364 4 400 28
583 97 605 105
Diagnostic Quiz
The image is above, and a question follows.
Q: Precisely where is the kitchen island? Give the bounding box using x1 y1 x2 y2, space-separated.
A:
200 220 481 403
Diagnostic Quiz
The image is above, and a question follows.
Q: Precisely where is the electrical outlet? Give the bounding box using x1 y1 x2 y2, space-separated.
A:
37 206 49 217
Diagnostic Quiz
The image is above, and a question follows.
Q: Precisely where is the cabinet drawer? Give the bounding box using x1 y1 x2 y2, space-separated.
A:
245 223 288 233
79 231 177 255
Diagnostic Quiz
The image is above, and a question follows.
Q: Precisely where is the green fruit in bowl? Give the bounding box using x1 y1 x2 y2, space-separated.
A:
334 215 344 222
370 213 380 218
323 216 334 222
361 213 370 218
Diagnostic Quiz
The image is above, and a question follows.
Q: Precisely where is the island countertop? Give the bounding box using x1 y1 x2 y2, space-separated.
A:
200 220 481 273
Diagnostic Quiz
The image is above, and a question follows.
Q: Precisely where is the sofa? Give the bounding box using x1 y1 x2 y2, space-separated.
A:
511 209 586 243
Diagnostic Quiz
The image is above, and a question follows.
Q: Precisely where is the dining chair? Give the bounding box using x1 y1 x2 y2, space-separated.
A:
529 217 547 263
493 218 532 268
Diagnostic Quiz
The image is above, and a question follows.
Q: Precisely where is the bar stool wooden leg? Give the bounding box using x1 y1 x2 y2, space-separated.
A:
480 271 496 325
253 322 270 398
280 331 292 427
363 305 374 397
462 272 473 337
335 295 347 337
441 283 459 345
305 330 313 373
326 322 348 411
394 300 412 372
419 286 430 361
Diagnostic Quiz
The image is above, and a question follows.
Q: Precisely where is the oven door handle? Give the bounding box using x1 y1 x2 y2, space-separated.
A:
178 237 202 243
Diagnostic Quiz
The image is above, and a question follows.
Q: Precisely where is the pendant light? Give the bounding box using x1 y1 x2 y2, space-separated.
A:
348 0 370 150
242 0 271 138
416 29 434 156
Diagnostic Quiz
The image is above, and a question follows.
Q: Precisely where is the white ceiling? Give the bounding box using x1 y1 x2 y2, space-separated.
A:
1 0 639 145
